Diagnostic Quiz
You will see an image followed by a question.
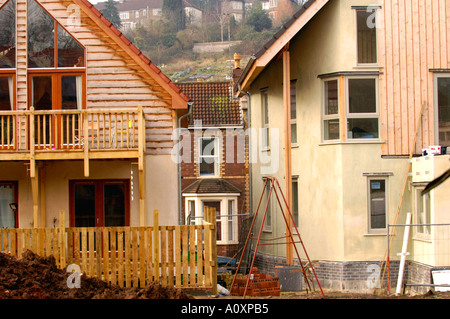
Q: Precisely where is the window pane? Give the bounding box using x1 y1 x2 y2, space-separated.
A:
57 25 85 67
370 180 386 229
32 76 52 110
200 160 215 176
438 77 450 146
0 0 16 68
291 123 297 144
74 184 95 227
324 119 340 140
348 118 379 139
348 79 376 113
228 200 233 241
357 10 377 64
325 80 338 115
104 184 125 227
292 180 298 226
61 76 80 110
28 0 55 68
201 138 215 156
0 77 12 110
290 82 296 120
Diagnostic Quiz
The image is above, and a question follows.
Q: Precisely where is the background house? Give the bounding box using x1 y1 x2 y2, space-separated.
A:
237 0 450 292
177 80 250 259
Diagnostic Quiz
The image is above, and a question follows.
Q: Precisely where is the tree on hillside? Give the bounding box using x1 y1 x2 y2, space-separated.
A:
246 5 272 32
100 0 121 29
162 0 186 31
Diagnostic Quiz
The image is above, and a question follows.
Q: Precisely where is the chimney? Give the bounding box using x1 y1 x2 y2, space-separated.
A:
234 53 241 69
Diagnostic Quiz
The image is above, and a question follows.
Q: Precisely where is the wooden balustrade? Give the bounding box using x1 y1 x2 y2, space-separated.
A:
0 106 144 159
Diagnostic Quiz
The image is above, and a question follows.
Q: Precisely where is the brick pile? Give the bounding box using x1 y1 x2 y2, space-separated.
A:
230 268 281 297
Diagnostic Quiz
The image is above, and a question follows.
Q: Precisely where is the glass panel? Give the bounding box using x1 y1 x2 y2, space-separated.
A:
438 77 450 146
200 160 215 176
290 82 296 120
61 76 79 110
325 80 338 115
74 184 95 227
104 184 125 227
32 76 52 110
292 180 298 226
0 184 15 228
348 79 376 113
291 123 297 144
188 200 195 225
200 138 216 176
0 0 16 68
28 0 55 68
324 119 340 140
348 118 379 139
57 25 84 67
357 10 377 64
0 77 12 110
370 180 386 229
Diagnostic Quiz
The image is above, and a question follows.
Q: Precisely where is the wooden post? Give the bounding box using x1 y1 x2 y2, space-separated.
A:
83 111 89 177
138 105 146 226
210 207 218 295
59 210 66 269
283 49 293 265
153 209 160 282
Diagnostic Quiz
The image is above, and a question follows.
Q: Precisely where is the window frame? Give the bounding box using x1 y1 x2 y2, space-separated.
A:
413 186 431 238
433 73 450 146
354 7 378 66
290 80 298 146
345 75 380 140
367 176 388 234
291 176 299 228
261 89 270 151
322 78 340 141
0 181 18 228
263 178 272 232
198 136 220 177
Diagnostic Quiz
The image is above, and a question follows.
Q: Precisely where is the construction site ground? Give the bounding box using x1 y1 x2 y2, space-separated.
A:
1 250 449 300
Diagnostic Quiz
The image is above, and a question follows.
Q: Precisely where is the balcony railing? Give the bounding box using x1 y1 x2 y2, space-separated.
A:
0 106 145 159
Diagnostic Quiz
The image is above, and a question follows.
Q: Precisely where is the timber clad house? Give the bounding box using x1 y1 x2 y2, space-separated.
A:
177 80 250 259
0 0 190 230
237 0 450 292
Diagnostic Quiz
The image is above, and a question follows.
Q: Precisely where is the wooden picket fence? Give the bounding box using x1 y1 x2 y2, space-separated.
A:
0 209 218 293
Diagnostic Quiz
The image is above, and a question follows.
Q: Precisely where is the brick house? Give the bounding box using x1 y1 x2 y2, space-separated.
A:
177 81 250 259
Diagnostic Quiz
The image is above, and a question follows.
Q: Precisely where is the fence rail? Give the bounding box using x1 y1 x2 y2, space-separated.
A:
0 210 218 292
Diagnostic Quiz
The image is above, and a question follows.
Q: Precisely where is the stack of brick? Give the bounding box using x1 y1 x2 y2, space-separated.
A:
230 268 281 297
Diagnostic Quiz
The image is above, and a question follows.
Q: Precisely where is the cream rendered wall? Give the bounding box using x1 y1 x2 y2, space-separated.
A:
249 0 413 263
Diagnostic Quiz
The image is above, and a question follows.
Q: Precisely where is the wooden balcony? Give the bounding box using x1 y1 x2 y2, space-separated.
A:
0 106 146 176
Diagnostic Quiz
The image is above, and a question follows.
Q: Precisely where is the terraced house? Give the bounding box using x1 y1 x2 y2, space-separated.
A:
0 0 189 230
236 0 450 292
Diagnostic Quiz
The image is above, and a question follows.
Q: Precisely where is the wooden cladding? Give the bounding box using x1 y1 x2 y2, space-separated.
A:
378 0 450 155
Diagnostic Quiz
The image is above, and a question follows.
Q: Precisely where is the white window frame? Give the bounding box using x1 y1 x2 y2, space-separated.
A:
120 11 129 19
367 176 388 234
183 195 239 244
433 73 450 146
322 78 340 141
346 76 380 140
198 137 220 177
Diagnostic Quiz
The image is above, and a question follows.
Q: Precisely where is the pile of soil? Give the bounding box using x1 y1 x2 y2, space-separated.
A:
0 250 192 299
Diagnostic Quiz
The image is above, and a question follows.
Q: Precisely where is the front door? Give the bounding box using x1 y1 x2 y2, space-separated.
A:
203 201 221 241
0 182 17 228
69 180 130 227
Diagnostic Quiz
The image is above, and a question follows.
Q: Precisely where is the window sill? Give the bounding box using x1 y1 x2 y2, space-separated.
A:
353 64 382 70
319 139 385 146
363 232 387 237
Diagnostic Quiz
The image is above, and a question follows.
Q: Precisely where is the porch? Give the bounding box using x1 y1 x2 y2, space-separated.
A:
0 106 148 227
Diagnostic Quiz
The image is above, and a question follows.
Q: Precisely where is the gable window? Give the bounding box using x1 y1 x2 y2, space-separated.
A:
199 137 219 177
368 178 387 233
261 89 270 150
356 9 377 64
435 75 450 146
291 80 297 145
347 77 379 139
323 79 339 140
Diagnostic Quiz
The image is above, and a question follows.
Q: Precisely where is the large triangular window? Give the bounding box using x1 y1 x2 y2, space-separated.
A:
0 0 15 68
28 0 85 68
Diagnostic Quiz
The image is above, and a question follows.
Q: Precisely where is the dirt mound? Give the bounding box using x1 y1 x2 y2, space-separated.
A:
0 250 192 299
